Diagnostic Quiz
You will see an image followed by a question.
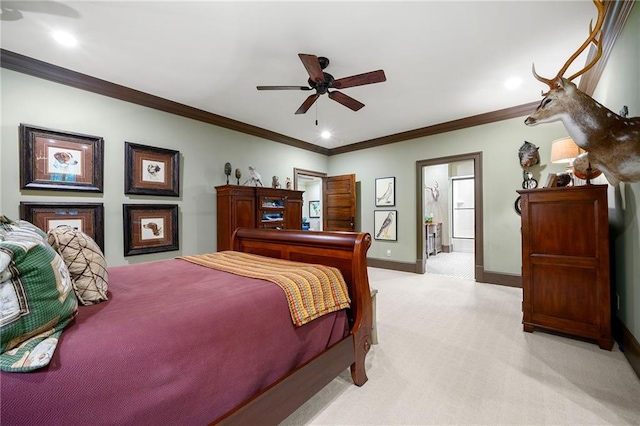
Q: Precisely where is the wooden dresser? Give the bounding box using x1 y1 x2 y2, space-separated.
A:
517 185 612 350
215 185 303 251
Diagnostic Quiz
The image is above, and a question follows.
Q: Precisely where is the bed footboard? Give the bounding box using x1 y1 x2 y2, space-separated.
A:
217 228 373 424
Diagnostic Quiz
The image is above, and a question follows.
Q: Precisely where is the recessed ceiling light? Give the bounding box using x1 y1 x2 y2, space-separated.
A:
321 130 331 139
504 77 522 90
51 30 78 47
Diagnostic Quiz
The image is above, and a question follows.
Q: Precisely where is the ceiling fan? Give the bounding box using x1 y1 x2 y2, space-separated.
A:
257 54 386 115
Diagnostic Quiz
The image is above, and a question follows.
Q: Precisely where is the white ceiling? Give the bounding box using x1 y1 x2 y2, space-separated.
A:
1 1 600 149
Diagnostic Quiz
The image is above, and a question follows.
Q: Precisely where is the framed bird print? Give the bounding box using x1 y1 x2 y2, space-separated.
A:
375 177 395 207
374 210 397 241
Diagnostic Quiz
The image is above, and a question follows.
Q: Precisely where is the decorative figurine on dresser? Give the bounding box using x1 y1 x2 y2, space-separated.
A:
243 165 264 186
517 184 612 350
224 162 232 184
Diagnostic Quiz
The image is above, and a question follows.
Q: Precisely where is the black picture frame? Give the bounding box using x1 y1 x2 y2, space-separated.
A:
309 200 320 218
20 202 105 251
123 204 179 256
125 142 180 197
19 124 104 192
374 210 397 241
375 177 395 207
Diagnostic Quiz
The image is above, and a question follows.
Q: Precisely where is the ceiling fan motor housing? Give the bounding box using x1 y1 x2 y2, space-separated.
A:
308 72 334 94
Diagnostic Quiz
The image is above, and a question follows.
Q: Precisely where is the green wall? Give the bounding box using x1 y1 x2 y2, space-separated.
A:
0 69 328 266
329 117 570 274
592 3 640 342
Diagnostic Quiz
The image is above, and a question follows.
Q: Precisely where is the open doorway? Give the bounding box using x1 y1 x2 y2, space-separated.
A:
415 152 484 281
294 168 326 231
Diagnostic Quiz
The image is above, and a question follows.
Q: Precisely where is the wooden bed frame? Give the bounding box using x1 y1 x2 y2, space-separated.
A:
213 228 373 425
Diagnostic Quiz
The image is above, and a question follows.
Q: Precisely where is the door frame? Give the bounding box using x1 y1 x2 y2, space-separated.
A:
415 152 484 281
293 168 327 190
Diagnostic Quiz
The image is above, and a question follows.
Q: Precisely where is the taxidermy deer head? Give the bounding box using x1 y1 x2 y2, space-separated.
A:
425 181 440 201
524 0 640 186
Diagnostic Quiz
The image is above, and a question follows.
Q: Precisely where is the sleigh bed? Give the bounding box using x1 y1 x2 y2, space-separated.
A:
1 228 374 425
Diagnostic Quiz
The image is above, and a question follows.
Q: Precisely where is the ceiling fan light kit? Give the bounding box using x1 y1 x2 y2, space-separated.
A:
257 53 386 115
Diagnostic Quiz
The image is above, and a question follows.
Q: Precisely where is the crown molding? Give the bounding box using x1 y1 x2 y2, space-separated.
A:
0 49 329 156
1 1 630 156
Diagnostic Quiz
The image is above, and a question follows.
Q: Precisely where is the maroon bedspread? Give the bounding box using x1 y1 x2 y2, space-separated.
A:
1 258 348 425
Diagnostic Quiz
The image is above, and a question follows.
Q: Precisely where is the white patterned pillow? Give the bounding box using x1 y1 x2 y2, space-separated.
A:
0 215 47 242
47 225 108 305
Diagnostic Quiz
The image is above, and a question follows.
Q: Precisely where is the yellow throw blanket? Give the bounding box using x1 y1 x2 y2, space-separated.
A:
179 251 351 326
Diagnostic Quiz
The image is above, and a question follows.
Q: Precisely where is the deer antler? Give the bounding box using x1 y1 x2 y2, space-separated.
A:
532 0 605 87
562 0 605 81
531 64 554 88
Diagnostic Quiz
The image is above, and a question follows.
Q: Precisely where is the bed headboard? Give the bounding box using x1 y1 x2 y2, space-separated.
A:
232 228 370 287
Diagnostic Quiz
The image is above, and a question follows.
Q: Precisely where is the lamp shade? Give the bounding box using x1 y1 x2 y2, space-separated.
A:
550 137 583 163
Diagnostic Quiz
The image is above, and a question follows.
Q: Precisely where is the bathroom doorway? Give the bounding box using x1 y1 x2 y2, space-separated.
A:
415 152 484 281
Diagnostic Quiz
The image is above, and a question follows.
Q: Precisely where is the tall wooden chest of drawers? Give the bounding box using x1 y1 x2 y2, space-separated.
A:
518 185 612 350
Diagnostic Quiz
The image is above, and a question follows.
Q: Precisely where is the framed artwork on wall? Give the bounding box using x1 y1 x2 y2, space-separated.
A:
125 142 180 196
19 124 104 192
123 204 179 256
375 177 395 207
20 202 105 251
374 210 397 241
309 200 321 218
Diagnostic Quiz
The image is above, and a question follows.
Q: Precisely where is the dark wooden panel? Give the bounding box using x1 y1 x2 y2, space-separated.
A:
531 264 597 324
530 201 596 257
323 175 356 232
215 185 256 251
286 199 303 229
325 179 353 192
234 199 255 228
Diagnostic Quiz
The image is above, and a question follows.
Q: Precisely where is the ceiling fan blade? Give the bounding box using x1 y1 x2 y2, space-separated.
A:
298 53 324 83
257 86 312 90
328 91 365 112
332 70 386 89
295 93 320 114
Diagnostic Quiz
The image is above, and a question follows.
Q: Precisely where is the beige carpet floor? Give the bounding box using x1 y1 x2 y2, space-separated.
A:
281 267 640 425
